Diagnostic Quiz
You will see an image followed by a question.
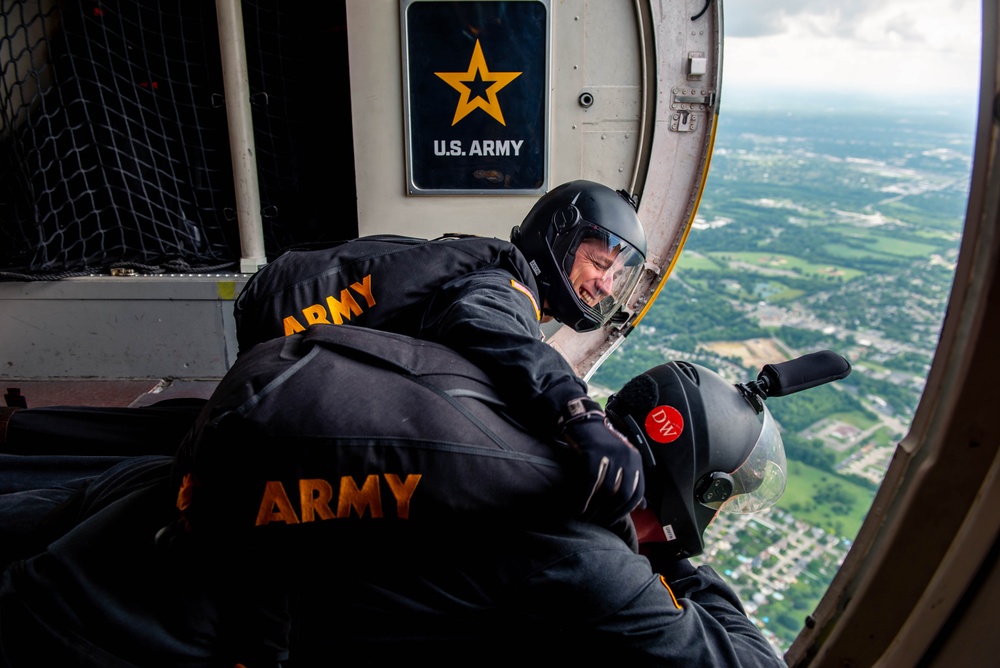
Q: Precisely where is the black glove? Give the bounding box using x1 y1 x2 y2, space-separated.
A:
558 396 645 526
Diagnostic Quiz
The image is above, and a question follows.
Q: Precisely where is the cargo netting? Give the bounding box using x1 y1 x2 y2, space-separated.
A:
0 0 355 280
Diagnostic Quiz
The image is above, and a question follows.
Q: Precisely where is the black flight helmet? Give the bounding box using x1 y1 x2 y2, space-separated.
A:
606 361 787 561
511 180 647 332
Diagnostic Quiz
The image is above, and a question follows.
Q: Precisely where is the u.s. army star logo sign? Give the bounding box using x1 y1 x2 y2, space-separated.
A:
403 0 548 194
435 39 521 126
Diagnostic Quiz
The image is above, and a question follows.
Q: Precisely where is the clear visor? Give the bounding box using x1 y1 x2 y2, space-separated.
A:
707 406 787 514
556 224 645 321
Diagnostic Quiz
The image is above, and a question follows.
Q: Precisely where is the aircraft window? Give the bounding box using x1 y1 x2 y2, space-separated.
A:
591 2 980 656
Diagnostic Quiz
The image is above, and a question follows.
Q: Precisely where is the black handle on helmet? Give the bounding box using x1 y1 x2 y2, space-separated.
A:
737 350 851 411
759 350 852 397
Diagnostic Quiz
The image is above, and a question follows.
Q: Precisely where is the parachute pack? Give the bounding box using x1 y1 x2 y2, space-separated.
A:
233 234 537 354
174 324 576 539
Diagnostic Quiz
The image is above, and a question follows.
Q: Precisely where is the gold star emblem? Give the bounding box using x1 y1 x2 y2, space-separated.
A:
435 40 521 126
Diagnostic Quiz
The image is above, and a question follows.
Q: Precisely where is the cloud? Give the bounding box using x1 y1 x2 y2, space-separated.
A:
726 0 978 44
724 0 873 39
721 0 981 97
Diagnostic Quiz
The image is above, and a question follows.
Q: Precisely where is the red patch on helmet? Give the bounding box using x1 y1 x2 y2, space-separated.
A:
644 405 684 444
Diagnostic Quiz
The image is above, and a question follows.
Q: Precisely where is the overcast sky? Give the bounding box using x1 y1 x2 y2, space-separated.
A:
721 0 981 101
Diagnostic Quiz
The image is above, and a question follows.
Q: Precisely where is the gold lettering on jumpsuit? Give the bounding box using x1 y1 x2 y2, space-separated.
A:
282 274 377 336
254 473 422 526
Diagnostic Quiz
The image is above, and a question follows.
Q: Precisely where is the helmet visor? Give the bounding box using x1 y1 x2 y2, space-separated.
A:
555 223 645 324
706 406 787 514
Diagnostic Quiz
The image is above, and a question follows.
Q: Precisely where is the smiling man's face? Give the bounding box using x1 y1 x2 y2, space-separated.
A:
539 227 645 327
567 238 622 307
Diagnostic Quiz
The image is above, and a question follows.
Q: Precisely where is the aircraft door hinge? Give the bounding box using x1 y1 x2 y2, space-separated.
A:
670 87 715 132
672 88 715 108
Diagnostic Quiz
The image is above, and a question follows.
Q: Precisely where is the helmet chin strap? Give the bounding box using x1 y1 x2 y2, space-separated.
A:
539 295 556 323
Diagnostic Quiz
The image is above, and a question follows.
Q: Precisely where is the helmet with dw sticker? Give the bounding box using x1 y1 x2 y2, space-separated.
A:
606 360 787 562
